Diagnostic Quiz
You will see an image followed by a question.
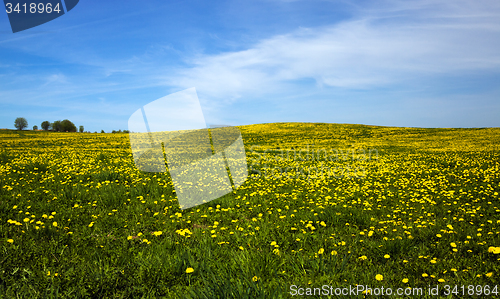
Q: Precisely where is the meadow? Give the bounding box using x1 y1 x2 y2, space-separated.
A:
1 123 499 298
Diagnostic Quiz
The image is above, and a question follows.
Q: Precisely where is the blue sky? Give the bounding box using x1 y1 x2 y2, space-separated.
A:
1 0 499 132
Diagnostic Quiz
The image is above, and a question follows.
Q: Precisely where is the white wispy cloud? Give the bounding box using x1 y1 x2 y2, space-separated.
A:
165 0 500 103
42 73 68 86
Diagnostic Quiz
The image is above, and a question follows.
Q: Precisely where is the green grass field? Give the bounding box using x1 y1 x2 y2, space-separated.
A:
1 123 499 298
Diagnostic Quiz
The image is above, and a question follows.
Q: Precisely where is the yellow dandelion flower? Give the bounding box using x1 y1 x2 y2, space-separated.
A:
186 267 194 274
375 274 383 281
488 247 500 254
402 278 408 283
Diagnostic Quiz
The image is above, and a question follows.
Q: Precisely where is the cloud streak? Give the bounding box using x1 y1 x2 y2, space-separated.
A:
165 0 500 103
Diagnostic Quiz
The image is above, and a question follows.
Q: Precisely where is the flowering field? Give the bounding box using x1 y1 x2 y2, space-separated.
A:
1 123 500 298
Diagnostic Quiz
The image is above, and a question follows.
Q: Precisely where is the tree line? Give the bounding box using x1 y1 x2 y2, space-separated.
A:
13 117 129 133
15 117 82 132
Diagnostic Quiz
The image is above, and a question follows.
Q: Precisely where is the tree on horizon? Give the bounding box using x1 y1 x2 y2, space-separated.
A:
52 120 62 132
61 119 77 132
41 121 50 131
14 117 28 130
